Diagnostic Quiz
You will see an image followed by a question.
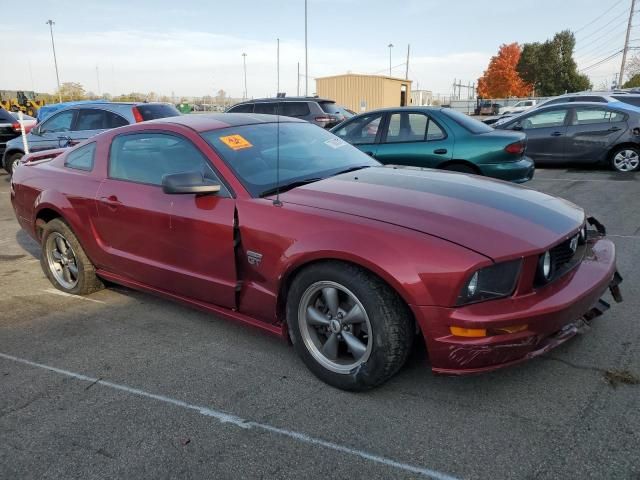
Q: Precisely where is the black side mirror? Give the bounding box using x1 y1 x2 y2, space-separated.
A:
512 123 523 131
162 171 221 195
31 125 41 136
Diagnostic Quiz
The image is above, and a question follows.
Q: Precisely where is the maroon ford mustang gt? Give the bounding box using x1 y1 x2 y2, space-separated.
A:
10 114 623 390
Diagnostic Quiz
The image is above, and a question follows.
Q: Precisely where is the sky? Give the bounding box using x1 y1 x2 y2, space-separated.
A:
0 0 635 99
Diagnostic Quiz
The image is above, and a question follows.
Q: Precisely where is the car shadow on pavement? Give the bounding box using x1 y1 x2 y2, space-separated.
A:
15 229 40 258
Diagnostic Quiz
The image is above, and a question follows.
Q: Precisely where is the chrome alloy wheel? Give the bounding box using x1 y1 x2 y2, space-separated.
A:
45 232 79 290
613 149 640 172
298 281 373 374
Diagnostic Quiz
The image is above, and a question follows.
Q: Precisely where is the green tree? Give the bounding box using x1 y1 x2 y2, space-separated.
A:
56 82 86 101
623 73 640 88
517 30 591 96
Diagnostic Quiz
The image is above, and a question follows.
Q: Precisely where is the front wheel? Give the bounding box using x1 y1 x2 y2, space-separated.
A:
4 152 23 175
287 262 414 391
610 146 640 172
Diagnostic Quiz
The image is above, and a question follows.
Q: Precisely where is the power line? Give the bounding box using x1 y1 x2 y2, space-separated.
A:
575 23 628 53
575 9 629 42
581 49 623 71
574 0 625 34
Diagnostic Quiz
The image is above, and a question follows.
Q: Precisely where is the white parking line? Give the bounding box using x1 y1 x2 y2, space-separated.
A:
532 178 636 183
41 288 106 304
0 352 458 480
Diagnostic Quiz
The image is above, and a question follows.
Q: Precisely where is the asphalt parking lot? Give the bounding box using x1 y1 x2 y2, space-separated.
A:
1 167 639 480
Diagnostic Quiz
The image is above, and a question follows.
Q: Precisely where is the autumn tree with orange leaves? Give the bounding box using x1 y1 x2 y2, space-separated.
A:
477 43 532 98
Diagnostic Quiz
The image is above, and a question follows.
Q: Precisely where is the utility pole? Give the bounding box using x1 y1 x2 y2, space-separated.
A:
242 52 248 100
388 43 394 76
46 20 62 103
619 0 636 86
405 44 410 80
297 62 300 96
304 0 308 96
277 38 280 95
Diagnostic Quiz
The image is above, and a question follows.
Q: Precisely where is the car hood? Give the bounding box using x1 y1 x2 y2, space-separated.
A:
278 166 584 260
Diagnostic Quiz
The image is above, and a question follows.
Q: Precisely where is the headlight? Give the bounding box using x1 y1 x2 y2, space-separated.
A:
578 224 587 245
535 251 554 285
456 259 522 305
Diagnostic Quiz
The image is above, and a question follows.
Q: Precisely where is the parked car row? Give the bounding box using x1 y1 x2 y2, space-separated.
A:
10 113 623 390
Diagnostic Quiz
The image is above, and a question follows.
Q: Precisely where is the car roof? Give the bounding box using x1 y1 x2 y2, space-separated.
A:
145 113 307 132
235 97 334 104
350 106 444 115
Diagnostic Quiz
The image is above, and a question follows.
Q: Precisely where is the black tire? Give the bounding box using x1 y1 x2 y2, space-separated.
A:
442 163 477 175
287 262 414 391
40 219 104 295
4 152 23 175
609 145 640 172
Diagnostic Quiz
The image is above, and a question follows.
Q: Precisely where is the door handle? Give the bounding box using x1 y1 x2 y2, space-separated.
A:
550 131 563 137
363 151 375 157
608 126 622 132
100 195 122 210
434 148 448 154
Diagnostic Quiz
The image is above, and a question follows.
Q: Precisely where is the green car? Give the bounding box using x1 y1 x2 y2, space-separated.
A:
330 107 534 183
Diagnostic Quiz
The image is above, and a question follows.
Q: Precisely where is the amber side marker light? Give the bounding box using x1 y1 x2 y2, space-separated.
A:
450 324 528 337
450 326 487 337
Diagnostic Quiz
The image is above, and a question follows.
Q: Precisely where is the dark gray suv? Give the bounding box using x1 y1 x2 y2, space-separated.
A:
226 97 353 129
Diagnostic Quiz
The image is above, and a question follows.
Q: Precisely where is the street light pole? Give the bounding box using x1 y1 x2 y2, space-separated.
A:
388 43 394 77
242 52 247 100
46 20 62 103
277 38 280 95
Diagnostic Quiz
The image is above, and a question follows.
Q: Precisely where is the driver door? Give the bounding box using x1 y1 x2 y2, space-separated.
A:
510 107 570 163
29 109 77 152
332 112 384 158
93 131 237 308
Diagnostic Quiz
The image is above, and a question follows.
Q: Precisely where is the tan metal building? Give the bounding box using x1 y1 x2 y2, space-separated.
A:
315 73 412 113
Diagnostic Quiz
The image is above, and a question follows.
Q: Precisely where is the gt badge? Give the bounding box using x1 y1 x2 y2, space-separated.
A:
247 251 263 266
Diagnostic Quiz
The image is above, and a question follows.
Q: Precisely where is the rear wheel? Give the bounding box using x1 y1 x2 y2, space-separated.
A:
287 262 414 391
3 152 23 175
610 146 640 172
40 219 104 295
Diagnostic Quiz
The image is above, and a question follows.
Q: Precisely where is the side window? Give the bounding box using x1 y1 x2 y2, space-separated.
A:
40 110 74 133
333 113 383 145
385 113 428 143
574 108 625 125
253 103 278 115
105 110 129 128
427 118 446 141
279 102 311 117
64 142 96 171
228 103 253 113
74 109 109 131
519 109 568 129
109 133 227 193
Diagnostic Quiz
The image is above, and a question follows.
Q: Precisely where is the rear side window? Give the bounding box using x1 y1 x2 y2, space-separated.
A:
109 133 225 190
613 95 640 107
134 104 181 120
228 103 254 113
441 108 493 134
254 103 278 115
279 102 310 117
74 109 128 131
574 108 625 125
65 142 96 171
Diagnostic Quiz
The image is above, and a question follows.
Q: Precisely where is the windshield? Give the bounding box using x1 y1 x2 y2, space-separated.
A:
441 108 494 134
202 122 378 197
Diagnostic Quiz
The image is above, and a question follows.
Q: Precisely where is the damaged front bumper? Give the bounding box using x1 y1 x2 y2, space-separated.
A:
413 235 623 375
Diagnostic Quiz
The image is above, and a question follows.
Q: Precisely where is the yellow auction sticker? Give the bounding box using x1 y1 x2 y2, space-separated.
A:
219 134 253 150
